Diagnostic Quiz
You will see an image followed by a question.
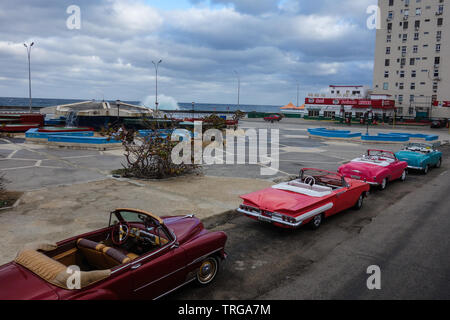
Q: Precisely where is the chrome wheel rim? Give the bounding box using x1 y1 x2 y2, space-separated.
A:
401 171 406 181
313 215 322 227
358 196 363 207
381 179 387 189
424 165 429 174
197 258 217 284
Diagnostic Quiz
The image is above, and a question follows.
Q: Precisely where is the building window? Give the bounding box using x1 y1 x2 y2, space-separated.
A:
383 82 389 90
385 59 390 67
415 8 421 16
388 11 394 20
438 5 444 15
386 47 391 54
384 71 390 78
415 20 420 29
413 45 418 53
411 83 416 90
434 70 440 78
410 58 415 66
403 21 409 29
398 95 403 104
414 32 419 40
437 18 443 26
400 70 405 78
401 58 406 66
387 34 392 42
399 83 404 90
402 46 407 54
402 34 408 42
389 0 394 6
411 70 416 77
435 56 440 65
410 95 415 102
437 30 442 41
436 44 441 52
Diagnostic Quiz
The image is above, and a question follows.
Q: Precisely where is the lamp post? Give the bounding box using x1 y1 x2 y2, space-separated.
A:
116 100 121 121
296 82 300 108
192 102 195 119
152 59 162 113
24 42 34 113
233 70 240 108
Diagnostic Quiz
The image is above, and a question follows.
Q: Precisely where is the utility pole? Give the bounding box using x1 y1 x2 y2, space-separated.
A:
234 70 240 108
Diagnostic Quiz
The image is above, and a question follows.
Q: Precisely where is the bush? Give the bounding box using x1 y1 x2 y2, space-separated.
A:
111 122 199 179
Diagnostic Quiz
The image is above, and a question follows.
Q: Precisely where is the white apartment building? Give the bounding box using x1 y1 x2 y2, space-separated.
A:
373 0 450 119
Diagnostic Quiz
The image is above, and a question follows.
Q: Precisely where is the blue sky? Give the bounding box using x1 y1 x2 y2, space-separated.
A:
0 0 377 107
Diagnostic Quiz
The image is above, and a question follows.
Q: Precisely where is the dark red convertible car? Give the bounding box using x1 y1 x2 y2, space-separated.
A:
0 208 227 300
238 169 370 229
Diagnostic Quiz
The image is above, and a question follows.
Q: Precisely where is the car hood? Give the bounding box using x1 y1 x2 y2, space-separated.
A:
164 216 204 245
0 262 59 300
240 188 332 214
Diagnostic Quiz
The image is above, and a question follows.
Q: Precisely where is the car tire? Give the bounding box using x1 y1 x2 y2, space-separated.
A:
379 178 388 191
196 256 219 286
435 158 442 168
354 194 364 210
309 214 323 230
400 170 407 182
423 165 429 175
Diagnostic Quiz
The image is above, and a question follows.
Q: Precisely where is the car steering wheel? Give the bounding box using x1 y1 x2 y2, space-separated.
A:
111 222 130 245
304 176 316 187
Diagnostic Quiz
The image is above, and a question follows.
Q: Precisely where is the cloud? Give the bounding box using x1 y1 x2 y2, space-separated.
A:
0 0 376 105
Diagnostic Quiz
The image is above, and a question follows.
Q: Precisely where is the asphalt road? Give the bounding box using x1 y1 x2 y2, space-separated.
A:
171 145 450 300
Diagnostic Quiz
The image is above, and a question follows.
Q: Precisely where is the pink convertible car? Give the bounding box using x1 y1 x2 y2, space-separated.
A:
338 150 408 190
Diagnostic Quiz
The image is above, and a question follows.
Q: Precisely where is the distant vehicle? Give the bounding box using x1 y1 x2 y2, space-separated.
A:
264 115 282 122
338 150 408 190
0 208 227 300
430 119 447 129
395 143 442 174
238 168 370 230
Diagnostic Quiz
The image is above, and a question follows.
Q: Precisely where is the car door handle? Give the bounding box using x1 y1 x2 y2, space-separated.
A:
131 263 141 270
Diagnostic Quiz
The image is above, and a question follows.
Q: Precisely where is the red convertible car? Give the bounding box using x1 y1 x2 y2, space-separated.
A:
264 115 282 122
0 208 227 300
338 149 408 190
238 169 370 229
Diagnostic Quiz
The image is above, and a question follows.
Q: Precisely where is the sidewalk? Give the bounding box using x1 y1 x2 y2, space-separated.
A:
0 175 272 265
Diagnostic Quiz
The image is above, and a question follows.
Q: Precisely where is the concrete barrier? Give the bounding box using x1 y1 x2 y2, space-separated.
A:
48 135 121 144
378 132 439 141
361 134 410 142
308 128 362 139
25 128 94 139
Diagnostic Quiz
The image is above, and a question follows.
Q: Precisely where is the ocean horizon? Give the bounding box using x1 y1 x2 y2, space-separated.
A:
0 97 283 113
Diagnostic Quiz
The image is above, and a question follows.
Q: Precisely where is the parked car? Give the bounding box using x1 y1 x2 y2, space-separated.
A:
0 208 227 300
338 150 408 190
395 143 442 174
237 168 370 230
430 119 447 129
264 115 282 122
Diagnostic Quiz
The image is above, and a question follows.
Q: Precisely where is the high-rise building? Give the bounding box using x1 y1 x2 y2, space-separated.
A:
373 0 450 119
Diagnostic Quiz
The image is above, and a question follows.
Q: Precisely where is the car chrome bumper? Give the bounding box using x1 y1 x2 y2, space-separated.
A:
237 203 333 228
407 165 423 170
366 181 379 186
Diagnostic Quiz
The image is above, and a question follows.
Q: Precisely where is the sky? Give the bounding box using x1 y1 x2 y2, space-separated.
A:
0 0 378 107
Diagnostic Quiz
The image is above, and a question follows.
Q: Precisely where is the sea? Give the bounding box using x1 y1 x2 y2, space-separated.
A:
0 97 282 114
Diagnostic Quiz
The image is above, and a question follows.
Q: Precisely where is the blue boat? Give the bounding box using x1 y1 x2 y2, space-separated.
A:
395 143 443 174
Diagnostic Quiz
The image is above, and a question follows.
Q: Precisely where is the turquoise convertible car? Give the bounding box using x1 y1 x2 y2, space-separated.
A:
395 143 443 174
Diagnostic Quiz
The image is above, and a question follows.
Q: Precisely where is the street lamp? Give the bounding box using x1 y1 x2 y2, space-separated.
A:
116 100 121 120
24 42 34 113
192 102 195 119
233 70 240 108
296 82 300 108
152 59 162 112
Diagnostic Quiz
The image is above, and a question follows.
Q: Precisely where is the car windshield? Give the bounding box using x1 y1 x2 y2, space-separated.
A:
110 210 154 226
367 150 396 160
300 169 345 188
403 143 433 152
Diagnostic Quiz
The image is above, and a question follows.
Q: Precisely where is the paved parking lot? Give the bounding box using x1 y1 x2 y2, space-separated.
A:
1 120 448 191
